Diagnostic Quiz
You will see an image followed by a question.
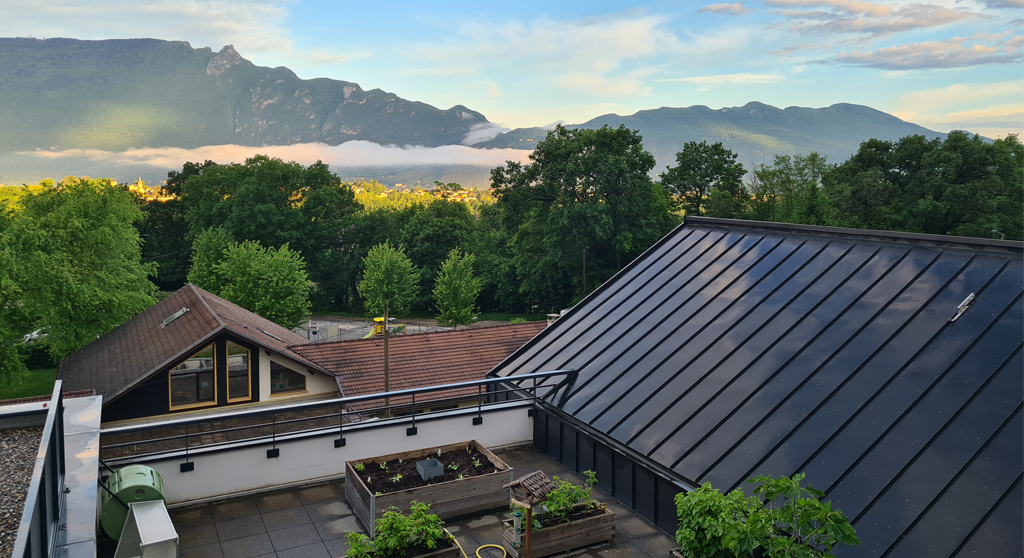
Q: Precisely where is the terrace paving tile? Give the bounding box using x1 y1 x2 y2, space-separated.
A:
323 537 350 558
171 505 214 529
297 484 342 505
313 515 363 542
263 506 313 531
304 500 352 522
269 523 322 552
257 491 303 514
178 541 224 558
277 542 332 558
179 523 220 550
219 532 275 558
211 499 259 522
216 514 267 541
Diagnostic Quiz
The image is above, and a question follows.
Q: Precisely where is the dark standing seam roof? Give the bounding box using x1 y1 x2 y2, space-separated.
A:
57 284 323 405
490 217 1023 558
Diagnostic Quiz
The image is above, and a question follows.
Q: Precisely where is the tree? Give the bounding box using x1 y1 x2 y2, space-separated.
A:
433 249 482 328
491 125 675 310
214 240 311 329
187 226 234 294
6 177 157 361
660 141 747 216
359 241 419 317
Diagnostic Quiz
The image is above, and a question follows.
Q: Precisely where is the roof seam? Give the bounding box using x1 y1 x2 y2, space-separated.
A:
190 283 225 327
944 472 1023 558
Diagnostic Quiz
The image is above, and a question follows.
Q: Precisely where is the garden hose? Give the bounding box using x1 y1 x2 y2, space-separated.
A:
450 534 507 558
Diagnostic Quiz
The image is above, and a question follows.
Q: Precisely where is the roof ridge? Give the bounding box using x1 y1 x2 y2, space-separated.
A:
288 321 546 351
189 283 225 327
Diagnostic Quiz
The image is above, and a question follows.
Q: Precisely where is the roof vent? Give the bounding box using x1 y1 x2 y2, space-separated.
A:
161 307 189 328
259 328 283 342
949 293 975 323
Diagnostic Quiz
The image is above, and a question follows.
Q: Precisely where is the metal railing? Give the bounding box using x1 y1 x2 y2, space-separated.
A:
100 370 576 465
11 381 66 558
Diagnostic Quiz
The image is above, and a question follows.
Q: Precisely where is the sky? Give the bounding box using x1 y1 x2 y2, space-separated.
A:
2 0 1022 139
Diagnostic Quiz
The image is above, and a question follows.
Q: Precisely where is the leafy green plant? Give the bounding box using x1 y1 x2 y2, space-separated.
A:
509 317 528 324
675 474 860 558
353 463 365 473
472 458 482 468
542 470 598 524
348 501 447 557
448 463 459 471
390 474 403 484
345 532 374 558
380 461 389 471
511 504 543 530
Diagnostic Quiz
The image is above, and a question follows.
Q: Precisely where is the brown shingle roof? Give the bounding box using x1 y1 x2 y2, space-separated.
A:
290 322 546 408
57 284 323 404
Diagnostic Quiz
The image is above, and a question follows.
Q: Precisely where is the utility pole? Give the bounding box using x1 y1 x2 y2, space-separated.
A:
383 301 390 417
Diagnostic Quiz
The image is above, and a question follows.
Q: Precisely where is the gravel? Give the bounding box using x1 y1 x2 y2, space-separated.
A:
0 427 43 558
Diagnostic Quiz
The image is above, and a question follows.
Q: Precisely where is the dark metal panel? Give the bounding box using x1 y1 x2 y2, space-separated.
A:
634 466 657 524
613 453 634 506
952 476 1023 558
595 442 614 493
534 408 547 453
655 477 681 534
562 425 577 472
546 412 561 460
886 411 1023 558
578 432 595 473
825 350 1023 527
746 264 1021 491
702 251 979 488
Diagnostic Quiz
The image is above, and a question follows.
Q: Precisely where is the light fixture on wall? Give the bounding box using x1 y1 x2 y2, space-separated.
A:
265 350 271 357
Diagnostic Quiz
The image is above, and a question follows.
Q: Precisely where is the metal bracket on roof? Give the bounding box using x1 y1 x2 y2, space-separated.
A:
161 307 189 328
949 293 975 323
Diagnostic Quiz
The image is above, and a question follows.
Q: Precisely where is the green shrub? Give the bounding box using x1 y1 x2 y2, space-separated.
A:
543 470 598 524
344 501 446 558
675 474 860 558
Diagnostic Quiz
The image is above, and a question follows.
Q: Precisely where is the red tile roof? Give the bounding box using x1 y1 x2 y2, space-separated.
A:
57 284 324 404
290 322 546 409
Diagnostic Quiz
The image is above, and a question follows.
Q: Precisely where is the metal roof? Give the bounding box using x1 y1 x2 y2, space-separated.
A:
492 217 1023 558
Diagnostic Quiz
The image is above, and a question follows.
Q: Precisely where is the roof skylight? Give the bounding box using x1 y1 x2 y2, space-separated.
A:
161 307 189 327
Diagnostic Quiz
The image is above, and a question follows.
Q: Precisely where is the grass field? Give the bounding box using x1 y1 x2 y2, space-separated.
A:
0 368 57 401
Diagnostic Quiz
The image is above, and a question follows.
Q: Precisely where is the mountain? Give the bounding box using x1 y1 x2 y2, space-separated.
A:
0 38 487 152
476 102 948 171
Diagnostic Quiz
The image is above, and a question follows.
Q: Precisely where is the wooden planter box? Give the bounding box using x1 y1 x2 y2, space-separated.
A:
345 440 513 537
501 504 615 558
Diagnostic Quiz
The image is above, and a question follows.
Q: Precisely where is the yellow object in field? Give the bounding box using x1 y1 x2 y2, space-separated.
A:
366 317 405 337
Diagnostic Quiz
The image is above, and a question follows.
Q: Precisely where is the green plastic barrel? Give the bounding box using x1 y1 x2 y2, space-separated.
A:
100 465 166 540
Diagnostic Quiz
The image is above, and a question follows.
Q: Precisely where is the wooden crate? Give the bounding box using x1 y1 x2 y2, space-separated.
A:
345 440 513 537
501 504 615 558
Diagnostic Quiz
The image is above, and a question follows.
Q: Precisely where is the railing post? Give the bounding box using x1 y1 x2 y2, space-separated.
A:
267 412 280 458
334 404 346 447
406 393 418 436
180 423 194 472
473 384 483 425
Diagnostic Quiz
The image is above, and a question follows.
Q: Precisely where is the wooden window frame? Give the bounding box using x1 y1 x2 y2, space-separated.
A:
168 343 218 411
226 340 252 403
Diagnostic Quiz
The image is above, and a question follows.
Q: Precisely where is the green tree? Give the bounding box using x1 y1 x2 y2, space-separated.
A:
433 249 482 328
359 241 419 318
660 141 747 216
214 240 311 329
491 125 675 310
0 209 30 382
187 226 234 294
6 177 157 361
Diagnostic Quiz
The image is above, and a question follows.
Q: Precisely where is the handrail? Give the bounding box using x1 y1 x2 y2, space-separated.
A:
101 369 575 435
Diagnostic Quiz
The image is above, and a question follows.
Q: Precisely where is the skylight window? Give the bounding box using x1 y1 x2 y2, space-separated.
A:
259 328 283 342
161 307 189 327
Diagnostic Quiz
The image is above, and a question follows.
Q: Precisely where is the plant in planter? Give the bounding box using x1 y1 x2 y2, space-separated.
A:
673 474 860 558
345 501 459 558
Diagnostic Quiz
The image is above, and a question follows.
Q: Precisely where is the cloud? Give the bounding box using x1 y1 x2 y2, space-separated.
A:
18 142 533 169
832 34 1023 68
977 0 1024 8
891 80 1023 137
895 80 1023 112
462 123 510 145
656 72 785 83
766 0 975 36
309 50 372 65
697 3 754 15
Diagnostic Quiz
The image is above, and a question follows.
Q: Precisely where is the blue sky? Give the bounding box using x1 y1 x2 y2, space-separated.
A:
3 0 1022 137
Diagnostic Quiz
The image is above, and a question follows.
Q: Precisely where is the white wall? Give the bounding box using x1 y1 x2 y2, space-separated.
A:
258 352 338 402
114 403 533 505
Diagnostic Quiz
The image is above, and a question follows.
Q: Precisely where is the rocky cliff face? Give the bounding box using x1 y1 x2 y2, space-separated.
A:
0 38 488 151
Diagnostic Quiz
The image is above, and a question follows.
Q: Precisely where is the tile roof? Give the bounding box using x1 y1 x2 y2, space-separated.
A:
291 321 546 409
57 284 322 404
491 217 1023 558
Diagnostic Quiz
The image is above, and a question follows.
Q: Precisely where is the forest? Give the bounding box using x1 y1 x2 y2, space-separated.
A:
1 126 1020 380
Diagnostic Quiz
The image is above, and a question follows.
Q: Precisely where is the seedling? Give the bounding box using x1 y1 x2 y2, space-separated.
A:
353 463 365 472
447 463 459 471
472 458 482 468
458 474 465 480
380 461 389 471
391 473 404 483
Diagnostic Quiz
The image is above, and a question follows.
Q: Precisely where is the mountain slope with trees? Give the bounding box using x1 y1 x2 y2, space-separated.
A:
0 38 487 152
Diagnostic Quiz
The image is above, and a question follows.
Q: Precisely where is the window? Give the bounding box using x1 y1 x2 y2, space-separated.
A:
226 341 250 402
270 361 306 395
169 344 216 409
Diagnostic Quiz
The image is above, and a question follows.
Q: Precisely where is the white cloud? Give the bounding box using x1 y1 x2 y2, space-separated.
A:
18 142 533 169
891 80 1023 137
656 72 785 83
766 0 975 36
895 80 1023 113
461 123 509 145
832 34 1023 68
697 3 754 15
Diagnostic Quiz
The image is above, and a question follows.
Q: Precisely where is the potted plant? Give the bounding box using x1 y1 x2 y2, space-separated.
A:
501 471 615 558
345 440 513 536
345 501 460 558
671 474 860 558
